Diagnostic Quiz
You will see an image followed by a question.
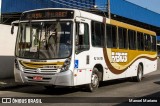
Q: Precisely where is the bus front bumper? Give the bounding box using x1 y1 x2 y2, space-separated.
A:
14 68 73 86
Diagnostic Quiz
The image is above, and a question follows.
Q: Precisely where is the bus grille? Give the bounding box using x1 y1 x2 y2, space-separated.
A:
23 68 58 75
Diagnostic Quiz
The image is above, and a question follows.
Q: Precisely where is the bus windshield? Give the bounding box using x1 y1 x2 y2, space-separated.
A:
15 21 72 59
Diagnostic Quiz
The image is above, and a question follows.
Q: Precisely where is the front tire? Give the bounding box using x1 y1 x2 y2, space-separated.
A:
86 68 99 92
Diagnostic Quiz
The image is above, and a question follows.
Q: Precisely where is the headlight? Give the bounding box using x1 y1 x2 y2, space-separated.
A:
60 58 71 72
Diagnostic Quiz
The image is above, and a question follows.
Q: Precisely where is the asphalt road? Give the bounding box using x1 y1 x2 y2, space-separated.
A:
0 60 160 106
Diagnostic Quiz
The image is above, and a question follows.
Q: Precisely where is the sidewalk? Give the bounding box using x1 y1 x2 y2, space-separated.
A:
0 78 22 89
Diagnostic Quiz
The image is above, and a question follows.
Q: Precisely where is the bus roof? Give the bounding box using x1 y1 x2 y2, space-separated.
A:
21 8 156 35
110 19 156 36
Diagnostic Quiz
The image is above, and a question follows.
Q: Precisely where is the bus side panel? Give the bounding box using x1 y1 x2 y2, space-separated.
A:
88 48 126 82
126 58 157 77
73 69 92 86
125 59 141 78
74 48 107 86
74 51 92 86
143 59 157 75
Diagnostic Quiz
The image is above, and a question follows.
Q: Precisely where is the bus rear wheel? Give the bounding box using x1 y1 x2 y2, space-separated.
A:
86 68 99 92
135 64 143 82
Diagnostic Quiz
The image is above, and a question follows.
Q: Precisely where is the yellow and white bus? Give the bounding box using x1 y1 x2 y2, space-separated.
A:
12 8 157 92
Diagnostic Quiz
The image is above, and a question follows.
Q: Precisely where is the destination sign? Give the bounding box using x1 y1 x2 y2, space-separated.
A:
21 10 74 20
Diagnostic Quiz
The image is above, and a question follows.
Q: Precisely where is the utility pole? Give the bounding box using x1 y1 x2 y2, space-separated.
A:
107 0 111 19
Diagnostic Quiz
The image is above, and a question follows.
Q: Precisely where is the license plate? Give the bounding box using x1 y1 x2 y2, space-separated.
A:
33 76 43 81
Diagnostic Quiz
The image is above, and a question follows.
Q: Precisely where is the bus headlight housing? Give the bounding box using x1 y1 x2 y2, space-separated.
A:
60 58 71 72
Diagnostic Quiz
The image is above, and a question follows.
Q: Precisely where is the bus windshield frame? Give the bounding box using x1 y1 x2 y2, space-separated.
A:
15 20 73 60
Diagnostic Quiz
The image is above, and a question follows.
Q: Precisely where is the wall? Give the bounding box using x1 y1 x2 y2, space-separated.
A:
1 0 95 13
0 24 17 79
95 0 160 27
0 0 1 22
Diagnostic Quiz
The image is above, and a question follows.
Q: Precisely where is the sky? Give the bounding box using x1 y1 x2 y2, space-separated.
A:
126 0 160 14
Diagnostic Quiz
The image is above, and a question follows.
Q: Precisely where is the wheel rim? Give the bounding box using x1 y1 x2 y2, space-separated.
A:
91 73 99 87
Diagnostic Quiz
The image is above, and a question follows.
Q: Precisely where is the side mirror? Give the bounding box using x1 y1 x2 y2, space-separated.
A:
11 20 19 35
11 24 14 34
79 23 84 35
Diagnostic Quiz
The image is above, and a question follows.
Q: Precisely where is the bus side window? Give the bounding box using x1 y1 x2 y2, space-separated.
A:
151 36 157 51
137 32 144 50
144 34 151 51
106 24 117 48
76 23 89 53
128 29 136 50
118 27 127 49
91 21 104 47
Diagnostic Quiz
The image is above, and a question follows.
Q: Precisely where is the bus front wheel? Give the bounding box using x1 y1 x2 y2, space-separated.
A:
86 68 99 92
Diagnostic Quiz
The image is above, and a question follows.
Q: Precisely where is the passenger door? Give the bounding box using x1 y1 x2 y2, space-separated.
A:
74 18 91 85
